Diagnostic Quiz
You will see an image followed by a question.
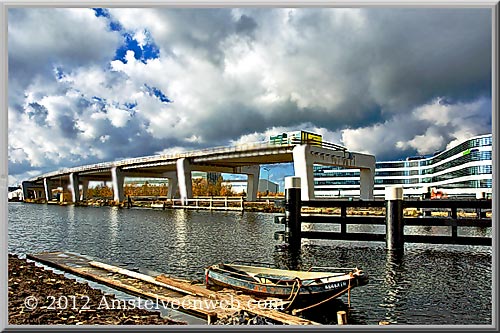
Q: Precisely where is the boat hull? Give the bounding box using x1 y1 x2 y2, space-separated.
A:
205 264 368 304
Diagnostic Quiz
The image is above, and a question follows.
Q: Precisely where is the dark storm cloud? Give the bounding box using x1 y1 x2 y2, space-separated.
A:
236 15 258 37
7 7 493 185
8 8 121 108
26 103 49 126
361 9 491 109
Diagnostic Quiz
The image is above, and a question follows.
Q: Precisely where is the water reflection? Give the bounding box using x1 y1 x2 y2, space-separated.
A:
67 205 75 224
172 209 189 269
379 251 408 324
273 244 302 270
108 207 119 251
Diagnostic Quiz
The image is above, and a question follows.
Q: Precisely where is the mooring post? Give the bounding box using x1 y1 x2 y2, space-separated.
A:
337 310 347 325
450 207 458 238
340 204 347 234
385 186 404 251
285 176 302 248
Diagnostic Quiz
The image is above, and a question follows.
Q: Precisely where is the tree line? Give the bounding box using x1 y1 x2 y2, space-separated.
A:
86 176 239 199
85 176 282 199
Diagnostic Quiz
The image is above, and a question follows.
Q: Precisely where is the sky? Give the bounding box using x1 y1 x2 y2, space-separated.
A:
7 7 493 190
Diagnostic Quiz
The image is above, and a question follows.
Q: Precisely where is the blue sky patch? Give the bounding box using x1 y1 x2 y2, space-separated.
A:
54 67 65 80
92 8 109 18
114 32 159 64
109 21 123 32
144 84 172 103
92 8 122 31
125 101 138 109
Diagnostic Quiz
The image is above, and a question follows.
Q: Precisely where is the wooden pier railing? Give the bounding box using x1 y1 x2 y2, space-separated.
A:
171 197 245 211
276 177 492 250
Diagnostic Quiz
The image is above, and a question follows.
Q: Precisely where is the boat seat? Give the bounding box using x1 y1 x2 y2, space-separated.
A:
254 273 295 284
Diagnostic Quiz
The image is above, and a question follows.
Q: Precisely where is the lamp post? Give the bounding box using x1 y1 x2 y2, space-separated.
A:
262 167 270 195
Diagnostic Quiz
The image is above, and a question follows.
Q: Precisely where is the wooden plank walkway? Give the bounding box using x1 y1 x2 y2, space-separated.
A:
26 251 319 325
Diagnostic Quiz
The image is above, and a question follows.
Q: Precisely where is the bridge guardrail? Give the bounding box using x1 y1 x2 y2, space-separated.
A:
28 139 347 181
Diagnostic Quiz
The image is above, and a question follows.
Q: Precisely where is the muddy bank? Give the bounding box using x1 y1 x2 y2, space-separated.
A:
8 254 187 325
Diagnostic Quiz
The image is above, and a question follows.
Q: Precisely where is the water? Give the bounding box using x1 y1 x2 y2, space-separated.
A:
8 202 492 325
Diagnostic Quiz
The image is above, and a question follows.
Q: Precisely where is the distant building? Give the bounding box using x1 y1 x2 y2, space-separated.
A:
192 171 221 184
8 189 23 201
314 133 492 199
124 178 168 186
259 179 280 194
222 179 279 194
122 172 221 187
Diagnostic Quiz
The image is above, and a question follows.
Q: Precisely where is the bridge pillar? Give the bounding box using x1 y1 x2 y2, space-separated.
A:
176 158 192 204
242 165 260 201
360 167 375 200
111 167 125 202
69 173 80 203
81 180 89 201
21 181 42 200
162 171 178 199
167 177 178 199
43 178 52 201
21 181 30 200
292 145 315 201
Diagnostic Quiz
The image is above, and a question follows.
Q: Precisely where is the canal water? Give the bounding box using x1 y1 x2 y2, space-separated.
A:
8 202 492 326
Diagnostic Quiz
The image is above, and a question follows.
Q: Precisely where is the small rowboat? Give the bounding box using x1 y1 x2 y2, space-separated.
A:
204 263 368 312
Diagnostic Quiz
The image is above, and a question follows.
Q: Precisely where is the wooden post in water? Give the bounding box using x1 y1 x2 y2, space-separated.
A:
337 311 347 325
450 207 458 238
340 205 347 234
385 186 404 251
285 176 302 249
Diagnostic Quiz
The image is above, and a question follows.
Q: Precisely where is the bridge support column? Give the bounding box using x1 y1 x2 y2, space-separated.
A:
21 181 42 200
242 165 260 201
81 180 89 201
69 173 80 203
21 181 30 200
360 167 375 200
162 171 178 199
292 145 315 201
167 177 178 199
111 167 125 202
43 178 52 201
176 158 192 205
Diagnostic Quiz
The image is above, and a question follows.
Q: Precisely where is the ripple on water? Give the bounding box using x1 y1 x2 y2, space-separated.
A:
7 203 493 325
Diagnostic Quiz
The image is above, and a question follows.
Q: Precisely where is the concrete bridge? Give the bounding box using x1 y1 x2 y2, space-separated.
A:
21 140 376 204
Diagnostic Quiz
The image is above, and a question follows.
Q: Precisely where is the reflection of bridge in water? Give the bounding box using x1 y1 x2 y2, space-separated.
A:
22 140 376 204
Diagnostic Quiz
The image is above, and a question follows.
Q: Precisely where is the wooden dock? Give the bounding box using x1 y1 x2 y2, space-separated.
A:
26 251 319 325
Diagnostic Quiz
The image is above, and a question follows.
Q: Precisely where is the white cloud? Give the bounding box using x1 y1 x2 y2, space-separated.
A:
7 8 492 186
107 107 131 128
396 128 445 155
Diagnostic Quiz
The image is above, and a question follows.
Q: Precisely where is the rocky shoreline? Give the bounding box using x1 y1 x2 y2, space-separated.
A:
8 254 187 325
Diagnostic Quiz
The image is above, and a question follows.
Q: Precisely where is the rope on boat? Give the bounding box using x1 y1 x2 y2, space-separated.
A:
348 272 352 308
284 277 302 311
291 275 355 316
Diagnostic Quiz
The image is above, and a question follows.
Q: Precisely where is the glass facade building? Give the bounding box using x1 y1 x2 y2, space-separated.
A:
314 134 493 198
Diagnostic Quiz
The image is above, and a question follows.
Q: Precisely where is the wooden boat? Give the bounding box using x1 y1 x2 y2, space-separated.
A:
204 263 368 311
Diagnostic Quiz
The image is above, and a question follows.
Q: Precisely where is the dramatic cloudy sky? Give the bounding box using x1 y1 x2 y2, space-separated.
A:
7 7 492 187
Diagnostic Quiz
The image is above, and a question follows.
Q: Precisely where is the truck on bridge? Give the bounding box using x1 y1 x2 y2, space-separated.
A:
269 130 323 147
